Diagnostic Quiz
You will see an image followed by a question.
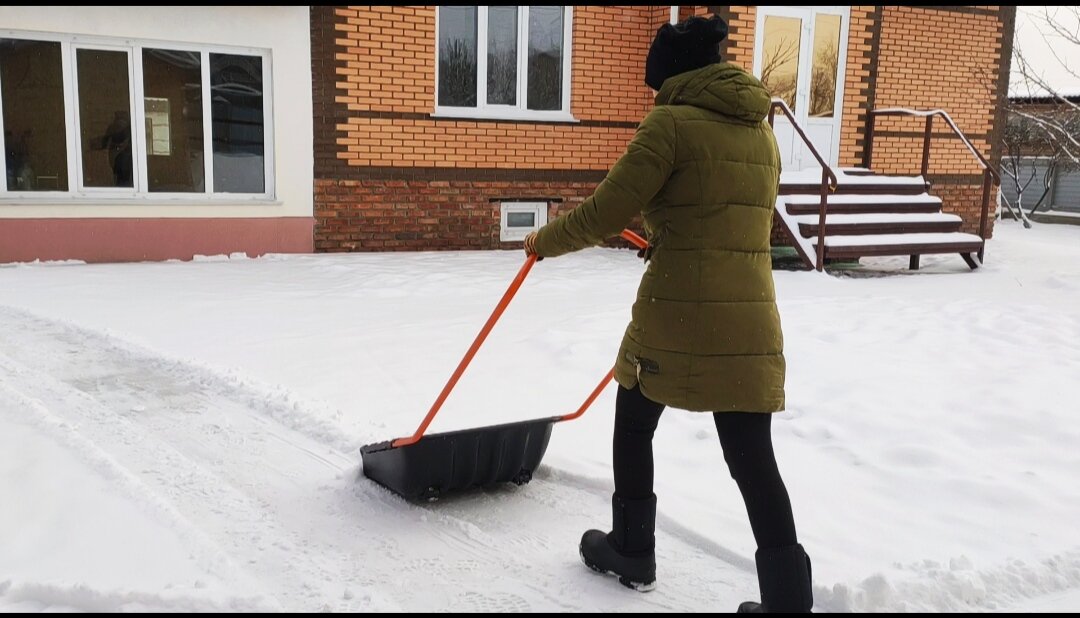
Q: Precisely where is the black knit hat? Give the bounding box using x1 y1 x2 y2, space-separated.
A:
645 15 728 91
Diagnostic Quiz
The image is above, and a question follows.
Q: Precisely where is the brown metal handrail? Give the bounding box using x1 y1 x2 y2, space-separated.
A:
768 98 838 271
865 108 1000 261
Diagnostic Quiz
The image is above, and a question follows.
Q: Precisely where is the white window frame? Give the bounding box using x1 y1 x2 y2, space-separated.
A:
434 6 576 123
751 6 850 169
0 29 275 203
500 201 547 242
71 43 140 194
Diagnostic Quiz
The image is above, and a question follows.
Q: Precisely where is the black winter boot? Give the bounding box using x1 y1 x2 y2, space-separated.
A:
579 494 657 592
737 544 813 613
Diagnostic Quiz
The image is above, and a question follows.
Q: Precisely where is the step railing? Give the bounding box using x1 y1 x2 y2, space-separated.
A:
864 108 1000 261
768 99 838 271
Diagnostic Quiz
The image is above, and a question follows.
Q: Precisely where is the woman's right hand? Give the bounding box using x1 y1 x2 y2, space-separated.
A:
524 232 540 258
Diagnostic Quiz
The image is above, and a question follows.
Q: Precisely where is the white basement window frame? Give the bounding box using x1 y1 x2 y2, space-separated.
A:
500 201 547 242
434 6 577 123
0 29 275 202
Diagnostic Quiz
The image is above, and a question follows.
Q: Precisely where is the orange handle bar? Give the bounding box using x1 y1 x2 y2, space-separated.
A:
391 229 649 448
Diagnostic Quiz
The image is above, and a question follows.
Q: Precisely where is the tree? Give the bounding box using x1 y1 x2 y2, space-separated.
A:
999 107 1074 227
809 41 838 117
760 36 799 107
999 6 1080 226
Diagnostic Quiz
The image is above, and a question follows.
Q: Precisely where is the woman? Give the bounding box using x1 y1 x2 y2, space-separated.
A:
523 15 812 614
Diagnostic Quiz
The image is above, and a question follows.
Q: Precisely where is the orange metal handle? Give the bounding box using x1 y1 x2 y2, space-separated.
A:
619 229 648 250
392 254 538 448
392 229 649 448
558 229 649 423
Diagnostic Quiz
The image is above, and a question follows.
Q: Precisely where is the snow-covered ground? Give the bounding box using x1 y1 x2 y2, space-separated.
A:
1 220 1078 612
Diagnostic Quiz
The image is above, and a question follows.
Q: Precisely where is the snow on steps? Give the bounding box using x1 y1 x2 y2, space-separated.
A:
814 232 983 248
780 169 929 195
783 193 943 215
791 212 964 237
811 232 984 259
783 193 942 206
780 169 927 186
790 213 962 226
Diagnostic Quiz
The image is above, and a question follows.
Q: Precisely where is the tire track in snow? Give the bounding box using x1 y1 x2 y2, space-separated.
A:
0 373 275 612
0 305 755 612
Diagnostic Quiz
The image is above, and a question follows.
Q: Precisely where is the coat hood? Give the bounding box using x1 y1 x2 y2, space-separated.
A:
655 62 772 124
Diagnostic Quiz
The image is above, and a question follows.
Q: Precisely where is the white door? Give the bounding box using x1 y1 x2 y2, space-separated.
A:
753 6 849 172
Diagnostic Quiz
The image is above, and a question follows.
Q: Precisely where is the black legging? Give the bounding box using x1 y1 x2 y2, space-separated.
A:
613 384 798 550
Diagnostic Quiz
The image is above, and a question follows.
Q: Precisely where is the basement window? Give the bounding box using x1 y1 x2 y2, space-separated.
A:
500 201 546 242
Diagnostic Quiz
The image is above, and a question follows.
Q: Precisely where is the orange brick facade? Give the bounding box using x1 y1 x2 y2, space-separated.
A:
868 5 1014 236
311 5 1015 251
329 6 654 172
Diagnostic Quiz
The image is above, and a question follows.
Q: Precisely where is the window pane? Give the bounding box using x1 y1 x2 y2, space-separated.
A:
506 211 535 227
143 49 204 192
809 14 841 118
527 6 563 111
78 49 133 188
0 39 68 191
761 16 801 112
438 6 477 107
210 53 264 193
487 6 517 106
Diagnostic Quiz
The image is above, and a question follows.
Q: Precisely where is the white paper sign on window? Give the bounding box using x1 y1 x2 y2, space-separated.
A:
144 97 171 156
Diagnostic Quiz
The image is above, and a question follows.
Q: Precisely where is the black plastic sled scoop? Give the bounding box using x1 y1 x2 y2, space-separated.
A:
360 229 647 501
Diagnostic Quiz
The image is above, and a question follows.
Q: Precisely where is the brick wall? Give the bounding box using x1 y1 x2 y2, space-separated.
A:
837 6 880 169
715 6 756 70
315 177 596 251
871 5 1001 175
312 5 1014 251
312 6 666 251
714 5 1012 239
869 5 1013 235
328 6 652 173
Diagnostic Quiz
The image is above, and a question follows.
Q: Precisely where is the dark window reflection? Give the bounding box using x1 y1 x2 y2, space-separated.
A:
210 53 264 193
438 6 477 107
487 6 517 106
78 48 133 188
527 6 564 111
0 39 69 191
143 49 204 192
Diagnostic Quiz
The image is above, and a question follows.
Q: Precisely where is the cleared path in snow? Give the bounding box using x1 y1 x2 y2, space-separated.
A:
0 305 755 612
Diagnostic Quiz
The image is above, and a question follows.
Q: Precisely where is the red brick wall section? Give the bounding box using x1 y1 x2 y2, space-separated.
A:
678 6 714 22
315 178 592 251
934 182 996 239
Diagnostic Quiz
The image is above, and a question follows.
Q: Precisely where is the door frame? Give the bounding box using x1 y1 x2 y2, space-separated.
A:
751 5 851 168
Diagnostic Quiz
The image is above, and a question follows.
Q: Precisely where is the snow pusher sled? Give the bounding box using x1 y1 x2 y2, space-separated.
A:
361 229 648 501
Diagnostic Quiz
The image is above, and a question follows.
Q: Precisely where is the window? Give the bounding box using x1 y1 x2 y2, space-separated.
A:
0 32 273 199
0 39 68 191
76 48 134 189
437 6 574 122
809 14 841 118
760 15 802 112
210 53 265 194
142 49 203 192
500 201 547 241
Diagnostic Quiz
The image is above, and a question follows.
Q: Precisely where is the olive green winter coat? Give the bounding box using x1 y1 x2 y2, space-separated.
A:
533 63 785 413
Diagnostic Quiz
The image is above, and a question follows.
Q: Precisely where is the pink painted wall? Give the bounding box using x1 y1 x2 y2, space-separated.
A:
0 217 314 264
